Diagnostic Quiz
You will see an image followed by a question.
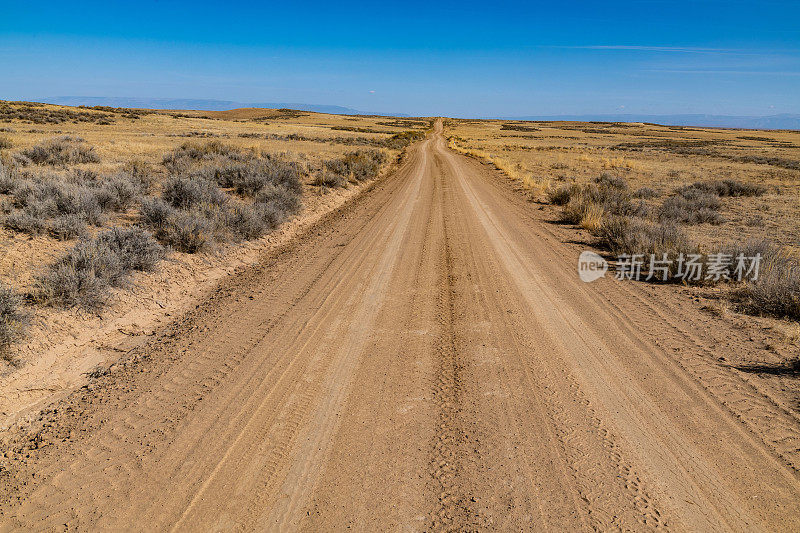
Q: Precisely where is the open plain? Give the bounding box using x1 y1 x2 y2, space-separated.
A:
0 113 798 531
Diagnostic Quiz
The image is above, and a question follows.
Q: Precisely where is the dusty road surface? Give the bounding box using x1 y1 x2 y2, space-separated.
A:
2 121 800 531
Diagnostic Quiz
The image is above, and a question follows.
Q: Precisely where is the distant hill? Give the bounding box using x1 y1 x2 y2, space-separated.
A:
34 98 800 129
42 96 408 117
501 113 800 130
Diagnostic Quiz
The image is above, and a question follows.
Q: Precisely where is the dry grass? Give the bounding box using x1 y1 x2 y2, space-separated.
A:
446 118 800 318
447 137 550 198
445 118 800 253
0 100 424 354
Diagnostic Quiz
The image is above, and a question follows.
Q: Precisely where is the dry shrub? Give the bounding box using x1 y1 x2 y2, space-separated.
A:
658 190 722 225
601 156 635 170
0 101 115 125
162 176 227 210
312 170 348 188
319 149 387 187
547 183 580 205
633 186 658 199
725 239 800 320
2 171 142 238
162 140 251 171
35 226 163 309
120 159 156 191
556 174 647 229
164 141 303 201
561 196 595 225
140 196 175 229
48 214 89 240
594 173 628 190
0 160 17 193
382 131 425 150
208 156 303 197
17 136 100 166
677 179 766 198
142 171 301 252
97 226 164 271
0 283 27 362
599 216 695 267
0 136 12 150
520 175 550 198
140 197 211 253
256 183 302 215
155 211 214 253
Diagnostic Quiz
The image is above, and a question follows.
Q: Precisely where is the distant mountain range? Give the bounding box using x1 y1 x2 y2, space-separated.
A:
41 96 409 118
34 98 800 130
500 113 800 130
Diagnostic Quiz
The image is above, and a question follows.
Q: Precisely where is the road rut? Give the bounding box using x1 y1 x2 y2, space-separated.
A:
1 121 799 531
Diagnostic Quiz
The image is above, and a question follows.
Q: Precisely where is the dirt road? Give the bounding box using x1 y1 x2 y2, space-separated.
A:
2 122 800 531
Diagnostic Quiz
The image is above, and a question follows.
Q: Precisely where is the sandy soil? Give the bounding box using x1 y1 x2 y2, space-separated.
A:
0 180 376 431
1 122 799 531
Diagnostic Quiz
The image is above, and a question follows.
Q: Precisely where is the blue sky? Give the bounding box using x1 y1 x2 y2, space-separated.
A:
1 0 798 116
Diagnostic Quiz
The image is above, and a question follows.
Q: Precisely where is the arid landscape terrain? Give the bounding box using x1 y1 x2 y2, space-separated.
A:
0 102 799 530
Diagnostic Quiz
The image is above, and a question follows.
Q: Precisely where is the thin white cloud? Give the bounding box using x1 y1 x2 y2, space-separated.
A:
567 45 739 53
645 69 800 75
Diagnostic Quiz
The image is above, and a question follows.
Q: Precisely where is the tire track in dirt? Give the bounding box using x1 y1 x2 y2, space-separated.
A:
436 140 666 531
428 192 470 531
1 121 799 531
442 145 800 531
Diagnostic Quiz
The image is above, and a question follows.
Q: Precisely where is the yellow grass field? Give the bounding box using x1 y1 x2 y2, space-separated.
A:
0 101 428 294
445 118 800 253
